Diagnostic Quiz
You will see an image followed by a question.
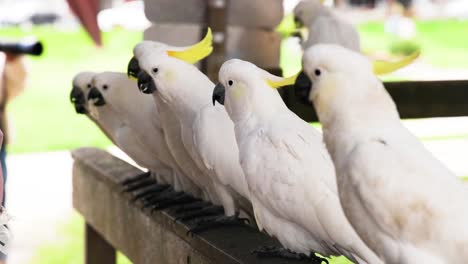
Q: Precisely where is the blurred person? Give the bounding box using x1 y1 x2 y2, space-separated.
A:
387 0 413 17
384 0 416 39
0 129 11 263
0 52 28 207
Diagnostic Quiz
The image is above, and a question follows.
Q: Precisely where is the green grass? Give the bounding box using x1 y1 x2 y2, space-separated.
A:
0 26 142 153
359 19 468 68
32 212 131 264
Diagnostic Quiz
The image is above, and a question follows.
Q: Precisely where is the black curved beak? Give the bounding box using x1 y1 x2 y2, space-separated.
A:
212 83 225 106
70 85 85 104
137 71 157 94
87 87 106 106
293 71 313 105
74 104 88 114
70 86 88 114
127 56 140 79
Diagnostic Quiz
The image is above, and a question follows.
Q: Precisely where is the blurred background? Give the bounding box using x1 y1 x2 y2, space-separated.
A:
0 0 467 263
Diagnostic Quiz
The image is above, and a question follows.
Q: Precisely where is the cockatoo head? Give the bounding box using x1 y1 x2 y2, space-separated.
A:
71 71 95 114
127 29 213 101
88 72 139 113
294 0 325 28
294 44 419 123
127 40 169 80
214 59 297 122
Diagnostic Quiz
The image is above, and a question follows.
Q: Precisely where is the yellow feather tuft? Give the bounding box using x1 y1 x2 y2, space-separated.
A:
167 28 213 64
267 72 300 89
373 50 420 75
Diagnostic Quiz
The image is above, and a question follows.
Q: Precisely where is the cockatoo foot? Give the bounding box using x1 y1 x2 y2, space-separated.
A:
252 246 328 264
175 205 224 222
122 176 156 193
120 171 152 186
131 184 171 202
172 201 212 215
187 215 249 234
150 193 200 212
141 189 181 208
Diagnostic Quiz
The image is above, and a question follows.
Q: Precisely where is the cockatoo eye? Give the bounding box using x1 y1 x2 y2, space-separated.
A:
103 85 108 90
152 68 159 73
228 80 233 86
314 69 321 76
87 84 92 89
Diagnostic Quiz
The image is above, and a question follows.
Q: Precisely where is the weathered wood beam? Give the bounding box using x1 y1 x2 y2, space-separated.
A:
281 80 468 122
72 148 316 264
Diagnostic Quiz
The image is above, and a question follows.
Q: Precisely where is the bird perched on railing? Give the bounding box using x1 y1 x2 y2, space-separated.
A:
72 72 201 206
294 44 466 263
128 29 253 229
212 59 383 264
89 72 203 201
290 0 361 52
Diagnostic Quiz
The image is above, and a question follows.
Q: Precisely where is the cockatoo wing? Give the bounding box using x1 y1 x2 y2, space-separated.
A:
344 138 468 263
114 124 173 183
240 115 340 255
192 104 252 216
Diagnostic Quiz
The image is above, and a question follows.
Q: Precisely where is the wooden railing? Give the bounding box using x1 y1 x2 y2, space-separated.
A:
73 148 314 264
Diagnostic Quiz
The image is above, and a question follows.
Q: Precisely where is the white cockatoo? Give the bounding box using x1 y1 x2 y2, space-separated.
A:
213 59 382 264
295 44 466 263
128 29 252 225
89 72 201 200
83 74 168 185
72 72 153 187
71 72 116 143
292 0 360 52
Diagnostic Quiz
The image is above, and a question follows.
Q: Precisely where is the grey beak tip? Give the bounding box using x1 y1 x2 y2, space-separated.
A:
212 83 225 106
127 57 140 78
293 71 313 106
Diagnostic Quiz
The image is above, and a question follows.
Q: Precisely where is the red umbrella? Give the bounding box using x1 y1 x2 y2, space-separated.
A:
66 0 102 46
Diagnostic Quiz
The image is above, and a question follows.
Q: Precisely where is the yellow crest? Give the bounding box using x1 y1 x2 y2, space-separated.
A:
267 72 300 89
167 28 213 64
373 50 420 75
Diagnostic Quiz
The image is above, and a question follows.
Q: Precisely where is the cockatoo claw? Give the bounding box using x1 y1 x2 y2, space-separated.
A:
171 201 212 216
187 215 250 235
120 171 152 186
176 205 224 223
150 194 200 212
131 184 171 202
122 177 157 193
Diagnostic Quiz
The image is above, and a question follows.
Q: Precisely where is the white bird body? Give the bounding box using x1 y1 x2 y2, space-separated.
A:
217 59 382 263
91 72 198 192
194 103 251 215
294 0 360 52
302 44 468 263
72 72 117 145
87 90 171 179
134 42 251 216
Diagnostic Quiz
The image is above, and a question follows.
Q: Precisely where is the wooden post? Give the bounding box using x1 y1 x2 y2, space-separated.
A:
204 0 228 82
85 223 116 264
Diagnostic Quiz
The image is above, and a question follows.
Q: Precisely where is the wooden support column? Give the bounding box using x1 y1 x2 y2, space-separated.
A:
204 0 228 82
85 223 116 264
